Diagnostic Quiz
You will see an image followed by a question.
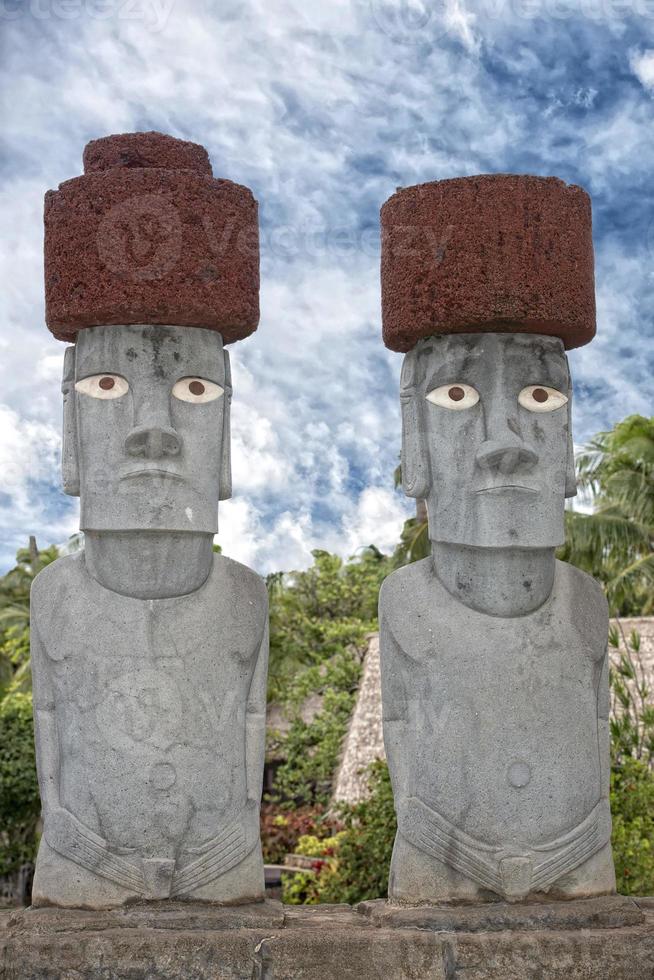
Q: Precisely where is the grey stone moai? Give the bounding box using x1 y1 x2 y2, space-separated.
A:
379 175 616 905
31 133 268 909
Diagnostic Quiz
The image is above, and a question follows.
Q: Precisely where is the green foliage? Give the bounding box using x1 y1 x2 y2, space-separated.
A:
392 515 430 565
266 547 392 808
0 540 59 701
282 761 396 905
267 547 390 702
269 651 362 806
0 692 40 875
0 541 59 879
259 803 336 865
609 625 654 762
611 756 654 895
281 832 346 905
314 761 396 904
608 625 654 895
561 415 653 615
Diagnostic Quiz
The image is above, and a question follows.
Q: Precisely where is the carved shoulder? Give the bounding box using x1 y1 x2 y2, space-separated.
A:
557 559 609 659
210 555 268 638
379 558 437 656
30 554 84 643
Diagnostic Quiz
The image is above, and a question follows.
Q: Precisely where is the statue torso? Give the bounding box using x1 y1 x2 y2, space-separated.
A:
380 558 609 849
31 552 267 860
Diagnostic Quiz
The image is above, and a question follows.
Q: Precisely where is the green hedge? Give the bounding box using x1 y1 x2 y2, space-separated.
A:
0 692 40 875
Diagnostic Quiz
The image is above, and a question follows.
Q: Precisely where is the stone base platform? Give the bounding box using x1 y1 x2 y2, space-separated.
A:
1 896 653 979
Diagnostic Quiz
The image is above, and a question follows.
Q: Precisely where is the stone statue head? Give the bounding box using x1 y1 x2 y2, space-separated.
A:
42 131 260 544
400 332 576 550
381 174 597 553
61 324 232 534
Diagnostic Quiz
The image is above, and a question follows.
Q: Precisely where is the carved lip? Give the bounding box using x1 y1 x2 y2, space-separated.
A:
475 485 538 494
120 468 186 483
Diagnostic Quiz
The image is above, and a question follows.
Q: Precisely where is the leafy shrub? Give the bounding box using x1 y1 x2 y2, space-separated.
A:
267 548 390 703
611 756 654 894
259 803 337 865
269 650 363 807
609 625 654 895
281 832 346 905
266 548 391 809
282 761 396 906
316 760 396 904
0 692 40 875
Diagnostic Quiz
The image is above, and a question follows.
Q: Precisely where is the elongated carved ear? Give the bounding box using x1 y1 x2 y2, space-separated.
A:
564 373 576 499
400 350 431 500
219 348 233 501
61 346 80 496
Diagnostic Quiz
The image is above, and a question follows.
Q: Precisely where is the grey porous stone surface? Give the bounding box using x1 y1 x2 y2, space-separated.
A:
380 333 616 904
2 898 653 979
29 324 269 909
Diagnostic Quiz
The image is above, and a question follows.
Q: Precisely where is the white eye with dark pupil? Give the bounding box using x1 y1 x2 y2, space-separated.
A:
426 383 480 410
75 374 129 399
172 377 223 404
519 385 568 413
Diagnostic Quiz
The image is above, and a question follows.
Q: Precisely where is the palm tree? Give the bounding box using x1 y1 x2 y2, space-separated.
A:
561 415 653 615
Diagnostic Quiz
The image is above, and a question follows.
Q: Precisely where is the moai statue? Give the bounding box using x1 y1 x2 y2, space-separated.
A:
30 133 268 909
379 175 616 905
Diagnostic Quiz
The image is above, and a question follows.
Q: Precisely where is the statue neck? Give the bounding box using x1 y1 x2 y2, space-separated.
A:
431 542 556 617
84 531 214 600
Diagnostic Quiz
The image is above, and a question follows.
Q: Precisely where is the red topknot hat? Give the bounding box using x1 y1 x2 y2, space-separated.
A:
44 132 259 343
380 174 595 353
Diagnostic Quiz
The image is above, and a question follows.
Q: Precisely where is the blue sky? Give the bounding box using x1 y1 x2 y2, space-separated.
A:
0 0 653 574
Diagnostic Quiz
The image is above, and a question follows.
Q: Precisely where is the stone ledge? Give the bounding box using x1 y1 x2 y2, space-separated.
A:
357 893 644 932
1 898 653 980
4 900 286 936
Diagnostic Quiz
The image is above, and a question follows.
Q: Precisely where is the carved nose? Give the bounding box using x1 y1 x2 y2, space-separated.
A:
124 425 181 459
475 440 538 475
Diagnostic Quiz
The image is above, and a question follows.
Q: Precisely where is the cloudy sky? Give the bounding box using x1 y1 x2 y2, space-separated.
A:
0 0 653 574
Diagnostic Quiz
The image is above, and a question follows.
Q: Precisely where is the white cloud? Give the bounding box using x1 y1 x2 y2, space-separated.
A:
630 48 654 89
340 486 410 556
0 0 652 575
0 404 78 567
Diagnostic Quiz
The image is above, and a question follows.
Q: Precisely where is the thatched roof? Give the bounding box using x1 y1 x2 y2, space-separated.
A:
332 618 654 806
332 634 384 804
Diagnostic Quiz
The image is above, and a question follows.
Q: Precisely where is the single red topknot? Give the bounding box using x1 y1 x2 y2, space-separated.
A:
45 131 259 343
380 174 596 352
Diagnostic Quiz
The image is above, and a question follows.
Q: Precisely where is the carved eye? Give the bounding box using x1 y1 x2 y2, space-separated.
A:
426 383 480 410
518 385 568 413
172 377 223 404
75 375 129 400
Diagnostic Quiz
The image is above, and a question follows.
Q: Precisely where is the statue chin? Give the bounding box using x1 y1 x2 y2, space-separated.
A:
83 530 215 600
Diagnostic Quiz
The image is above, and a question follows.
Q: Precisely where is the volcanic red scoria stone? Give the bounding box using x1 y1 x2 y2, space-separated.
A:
380 174 595 352
83 131 213 175
45 131 259 343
